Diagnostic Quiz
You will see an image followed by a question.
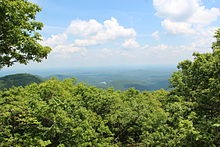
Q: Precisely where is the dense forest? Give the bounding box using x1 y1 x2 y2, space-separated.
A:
1 34 220 146
0 0 220 146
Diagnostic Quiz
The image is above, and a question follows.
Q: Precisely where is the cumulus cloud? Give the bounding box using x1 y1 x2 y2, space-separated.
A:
40 15 217 65
122 39 140 49
189 7 220 25
43 34 67 47
72 17 136 47
153 0 197 21
151 30 160 40
41 33 85 56
161 19 196 35
153 0 220 34
67 19 103 37
53 44 86 54
192 27 217 49
42 17 137 55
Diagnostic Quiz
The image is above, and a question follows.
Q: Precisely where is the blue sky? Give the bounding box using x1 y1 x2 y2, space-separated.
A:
4 0 220 70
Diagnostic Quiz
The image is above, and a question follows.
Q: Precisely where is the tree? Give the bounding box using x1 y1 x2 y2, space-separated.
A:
169 28 220 146
0 0 51 68
0 79 114 146
212 28 220 51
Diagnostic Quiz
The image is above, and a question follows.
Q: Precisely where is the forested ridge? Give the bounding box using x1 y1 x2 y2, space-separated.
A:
0 73 44 90
0 31 220 145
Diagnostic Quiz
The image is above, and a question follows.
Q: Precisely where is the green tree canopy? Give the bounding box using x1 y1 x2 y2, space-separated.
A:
0 79 168 146
169 28 220 146
0 0 51 68
212 29 220 51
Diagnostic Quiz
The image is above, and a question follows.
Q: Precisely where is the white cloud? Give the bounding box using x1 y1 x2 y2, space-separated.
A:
151 44 168 51
43 34 67 47
53 44 86 54
122 39 140 49
42 17 137 56
67 19 103 37
189 7 220 25
153 0 198 21
161 19 196 35
39 15 217 66
191 27 217 49
153 0 220 34
72 17 136 47
151 30 160 40
41 33 87 56
74 39 99 47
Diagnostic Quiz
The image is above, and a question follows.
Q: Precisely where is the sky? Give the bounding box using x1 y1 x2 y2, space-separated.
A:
3 0 220 71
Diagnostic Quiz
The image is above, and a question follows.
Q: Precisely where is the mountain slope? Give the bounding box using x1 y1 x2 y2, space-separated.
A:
0 73 44 90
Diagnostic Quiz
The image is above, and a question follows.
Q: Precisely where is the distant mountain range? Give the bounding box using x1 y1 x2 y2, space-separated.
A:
46 74 170 91
46 68 175 91
0 68 175 91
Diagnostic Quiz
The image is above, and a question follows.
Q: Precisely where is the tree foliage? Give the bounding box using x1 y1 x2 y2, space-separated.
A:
0 79 166 146
170 28 220 146
0 0 51 68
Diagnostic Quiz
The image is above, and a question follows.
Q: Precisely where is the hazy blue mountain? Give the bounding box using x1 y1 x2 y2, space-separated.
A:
46 67 176 91
0 66 176 91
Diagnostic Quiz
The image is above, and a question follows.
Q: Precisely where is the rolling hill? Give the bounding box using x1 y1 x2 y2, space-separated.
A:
0 73 44 90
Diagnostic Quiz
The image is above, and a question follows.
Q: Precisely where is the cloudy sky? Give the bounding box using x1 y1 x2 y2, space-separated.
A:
6 0 220 70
